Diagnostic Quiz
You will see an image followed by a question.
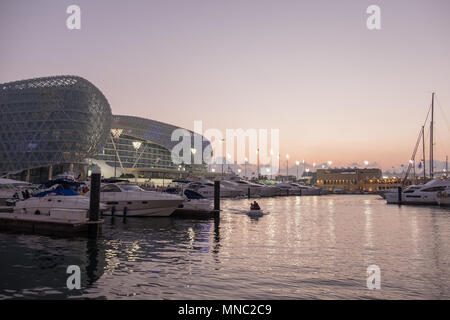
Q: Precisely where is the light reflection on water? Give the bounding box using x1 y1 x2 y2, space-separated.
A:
0 195 449 299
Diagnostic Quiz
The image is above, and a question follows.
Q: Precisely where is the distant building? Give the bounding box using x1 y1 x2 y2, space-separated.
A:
94 115 211 179
0 76 112 181
315 168 384 191
0 76 211 182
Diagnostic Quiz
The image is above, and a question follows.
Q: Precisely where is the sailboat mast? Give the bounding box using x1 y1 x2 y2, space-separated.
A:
422 125 426 180
430 92 435 179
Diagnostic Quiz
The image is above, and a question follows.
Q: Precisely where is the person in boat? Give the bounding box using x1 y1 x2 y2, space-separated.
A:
250 201 261 210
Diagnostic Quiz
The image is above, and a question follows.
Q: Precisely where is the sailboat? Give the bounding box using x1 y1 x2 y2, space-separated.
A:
385 93 450 205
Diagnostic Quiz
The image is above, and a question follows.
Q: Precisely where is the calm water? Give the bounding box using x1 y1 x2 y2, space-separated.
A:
1 195 449 299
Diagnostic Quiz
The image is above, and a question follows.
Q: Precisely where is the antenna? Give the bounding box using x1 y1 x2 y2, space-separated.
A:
430 92 435 179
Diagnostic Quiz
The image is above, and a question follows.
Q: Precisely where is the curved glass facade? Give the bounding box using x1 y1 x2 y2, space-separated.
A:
0 76 112 175
96 115 211 174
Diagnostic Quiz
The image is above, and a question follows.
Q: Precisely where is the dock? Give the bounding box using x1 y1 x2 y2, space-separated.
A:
0 211 103 237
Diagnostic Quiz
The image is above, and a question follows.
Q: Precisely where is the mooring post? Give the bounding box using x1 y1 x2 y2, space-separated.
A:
214 180 220 212
397 186 402 205
88 165 101 237
247 187 251 199
123 207 127 223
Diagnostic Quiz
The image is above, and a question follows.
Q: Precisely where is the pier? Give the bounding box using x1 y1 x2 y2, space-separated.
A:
0 211 103 237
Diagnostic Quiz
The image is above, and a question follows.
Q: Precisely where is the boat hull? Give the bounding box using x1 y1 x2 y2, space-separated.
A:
101 199 183 217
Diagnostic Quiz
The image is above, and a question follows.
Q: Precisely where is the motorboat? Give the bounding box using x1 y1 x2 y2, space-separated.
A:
167 188 214 213
185 180 242 198
276 183 300 196
436 187 450 206
290 183 322 195
385 179 450 205
252 182 280 197
0 178 34 205
13 188 105 220
91 183 184 217
247 209 265 217
223 178 265 197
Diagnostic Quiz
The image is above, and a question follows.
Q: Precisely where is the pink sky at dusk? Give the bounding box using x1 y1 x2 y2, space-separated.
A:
1 0 450 170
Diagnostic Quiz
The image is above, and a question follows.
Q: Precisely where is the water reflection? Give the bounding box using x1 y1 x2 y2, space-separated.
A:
1 195 450 299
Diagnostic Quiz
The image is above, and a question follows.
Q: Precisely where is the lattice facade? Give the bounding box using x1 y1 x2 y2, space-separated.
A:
0 76 112 174
96 115 211 171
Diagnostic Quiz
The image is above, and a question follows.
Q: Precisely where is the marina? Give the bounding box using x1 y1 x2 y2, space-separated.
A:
1 0 450 304
1 195 449 299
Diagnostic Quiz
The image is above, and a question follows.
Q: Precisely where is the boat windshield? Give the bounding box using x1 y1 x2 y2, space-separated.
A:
120 184 144 192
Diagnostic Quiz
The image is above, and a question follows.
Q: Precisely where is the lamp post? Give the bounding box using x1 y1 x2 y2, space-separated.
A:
286 154 290 178
244 157 248 179
219 139 225 177
191 148 197 173
226 153 231 174
132 141 142 170
277 154 280 180
256 148 260 179
270 149 274 180
111 129 122 178
295 160 300 180
327 160 333 168
302 159 305 176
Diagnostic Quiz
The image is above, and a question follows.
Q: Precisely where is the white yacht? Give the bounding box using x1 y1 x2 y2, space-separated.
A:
435 186 450 206
252 182 280 197
385 179 450 205
92 183 184 217
277 183 300 196
13 188 105 222
186 180 242 198
177 189 214 212
0 178 33 205
223 178 266 197
290 183 322 195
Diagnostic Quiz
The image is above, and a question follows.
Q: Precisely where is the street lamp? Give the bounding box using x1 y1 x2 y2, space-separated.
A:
132 141 142 169
270 149 274 179
295 160 300 179
244 157 248 179
219 139 225 177
327 160 333 168
111 129 123 178
277 153 280 180
256 148 260 179
364 160 369 167
286 154 290 177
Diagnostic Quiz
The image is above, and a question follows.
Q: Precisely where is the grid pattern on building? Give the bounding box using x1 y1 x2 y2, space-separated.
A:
98 133 174 169
0 76 112 174
95 115 211 171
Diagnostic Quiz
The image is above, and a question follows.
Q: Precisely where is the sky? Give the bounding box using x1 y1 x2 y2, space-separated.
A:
1 0 450 170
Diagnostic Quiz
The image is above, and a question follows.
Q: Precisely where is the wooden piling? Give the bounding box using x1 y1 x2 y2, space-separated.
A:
88 165 101 237
214 180 220 212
